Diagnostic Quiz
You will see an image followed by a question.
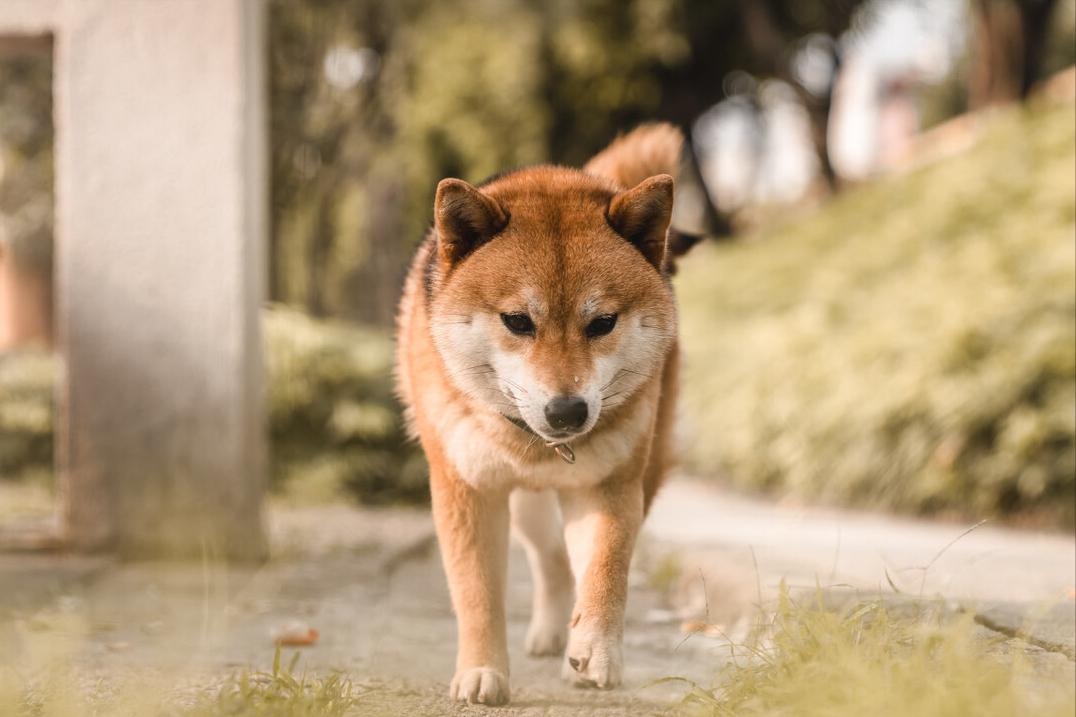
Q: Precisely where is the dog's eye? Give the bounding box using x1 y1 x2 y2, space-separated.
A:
585 314 618 338
501 312 535 336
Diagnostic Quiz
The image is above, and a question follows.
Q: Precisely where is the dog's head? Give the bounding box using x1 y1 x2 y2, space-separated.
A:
428 165 677 444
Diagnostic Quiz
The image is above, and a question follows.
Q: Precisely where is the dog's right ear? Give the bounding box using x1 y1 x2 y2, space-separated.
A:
434 179 509 267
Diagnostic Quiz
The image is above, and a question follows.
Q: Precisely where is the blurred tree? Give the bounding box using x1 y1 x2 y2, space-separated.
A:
734 0 866 188
0 40 53 347
1039 0 1076 77
268 0 869 325
4 2 1066 330
270 0 411 323
0 39 53 274
968 0 1064 108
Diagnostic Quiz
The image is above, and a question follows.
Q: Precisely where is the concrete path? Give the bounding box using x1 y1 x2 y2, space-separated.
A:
1 499 724 716
647 480 1075 603
643 480 1076 669
1 478 1073 715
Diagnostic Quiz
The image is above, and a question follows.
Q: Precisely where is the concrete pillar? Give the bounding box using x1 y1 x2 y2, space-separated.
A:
0 0 268 560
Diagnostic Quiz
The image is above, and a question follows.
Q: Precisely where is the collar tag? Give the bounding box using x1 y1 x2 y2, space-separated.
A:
547 442 576 464
502 413 576 464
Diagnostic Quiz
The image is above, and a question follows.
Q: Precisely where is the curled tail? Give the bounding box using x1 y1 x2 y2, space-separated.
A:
584 122 684 191
585 123 723 272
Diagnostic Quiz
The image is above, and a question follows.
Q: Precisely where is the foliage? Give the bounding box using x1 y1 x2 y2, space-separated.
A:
267 0 867 326
1041 0 1076 80
0 42 52 272
266 306 427 504
0 351 54 484
0 645 368 717
181 648 367 717
0 307 427 505
671 589 1076 717
0 2 877 330
675 101 1076 526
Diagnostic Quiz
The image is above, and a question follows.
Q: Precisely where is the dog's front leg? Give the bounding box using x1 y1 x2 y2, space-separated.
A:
559 476 644 689
431 468 511 705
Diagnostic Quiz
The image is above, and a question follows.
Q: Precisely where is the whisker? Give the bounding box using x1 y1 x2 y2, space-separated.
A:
463 386 518 407
459 367 496 377
469 399 517 409
600 369 628 393
468 385 508 396
524 431 542 450
459 362 491 371
499 376 532 398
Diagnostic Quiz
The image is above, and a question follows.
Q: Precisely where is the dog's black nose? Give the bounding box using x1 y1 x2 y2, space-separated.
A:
544 395 588 432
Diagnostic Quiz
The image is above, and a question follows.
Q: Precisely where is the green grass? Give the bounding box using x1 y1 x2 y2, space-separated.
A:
182 648 367 717
0 643 368 717
675 100 1076 526
671 589 1076 717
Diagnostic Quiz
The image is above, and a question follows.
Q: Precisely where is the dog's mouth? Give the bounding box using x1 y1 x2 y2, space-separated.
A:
502 413 579 442
544 429 576 440
500 413 580 464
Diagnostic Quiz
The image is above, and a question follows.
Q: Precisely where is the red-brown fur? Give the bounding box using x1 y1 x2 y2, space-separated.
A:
395 124 689 705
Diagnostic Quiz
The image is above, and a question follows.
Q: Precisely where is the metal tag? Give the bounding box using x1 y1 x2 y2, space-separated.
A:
547 442 576 464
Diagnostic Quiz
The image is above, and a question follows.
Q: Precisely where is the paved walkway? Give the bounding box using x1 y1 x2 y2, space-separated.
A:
0 499 721 716
1 479 1073 715
647 480 1075 604
645 480 1076 659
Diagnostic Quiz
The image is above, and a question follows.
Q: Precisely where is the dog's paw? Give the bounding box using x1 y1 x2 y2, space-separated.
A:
562 621 623 689
449 666 510 705
525 611 568 657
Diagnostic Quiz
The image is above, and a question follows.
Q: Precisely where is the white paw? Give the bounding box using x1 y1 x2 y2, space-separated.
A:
525 610 568 656
562 621 623 689
449 666 510 705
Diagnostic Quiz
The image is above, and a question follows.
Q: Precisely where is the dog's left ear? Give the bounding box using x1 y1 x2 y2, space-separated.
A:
607 174 674 270
435 178 509 268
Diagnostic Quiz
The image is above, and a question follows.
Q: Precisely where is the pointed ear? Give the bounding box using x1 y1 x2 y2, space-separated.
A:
606 174 674 270
434 178 509 267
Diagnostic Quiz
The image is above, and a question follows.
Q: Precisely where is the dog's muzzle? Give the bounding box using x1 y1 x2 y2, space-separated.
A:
502 414 576 464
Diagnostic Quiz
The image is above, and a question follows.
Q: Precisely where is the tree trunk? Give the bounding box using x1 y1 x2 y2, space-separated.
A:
969 0 1027 108
1019 0 1060 97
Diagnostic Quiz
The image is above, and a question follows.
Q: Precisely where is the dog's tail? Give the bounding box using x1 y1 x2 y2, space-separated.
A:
585 123 725 272
584 122 684 191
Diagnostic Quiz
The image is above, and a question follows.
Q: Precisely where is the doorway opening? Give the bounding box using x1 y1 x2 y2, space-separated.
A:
0 34 58 551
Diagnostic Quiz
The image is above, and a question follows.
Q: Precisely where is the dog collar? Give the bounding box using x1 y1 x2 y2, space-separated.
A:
502 414 576 464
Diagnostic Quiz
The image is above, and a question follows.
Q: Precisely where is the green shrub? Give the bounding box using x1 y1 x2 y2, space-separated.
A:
265 306 426 504
0 306 427 504
675 101 1076 527
0 350 55 484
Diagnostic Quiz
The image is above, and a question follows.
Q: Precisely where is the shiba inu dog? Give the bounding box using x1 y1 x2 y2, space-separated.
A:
396 123 693 705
